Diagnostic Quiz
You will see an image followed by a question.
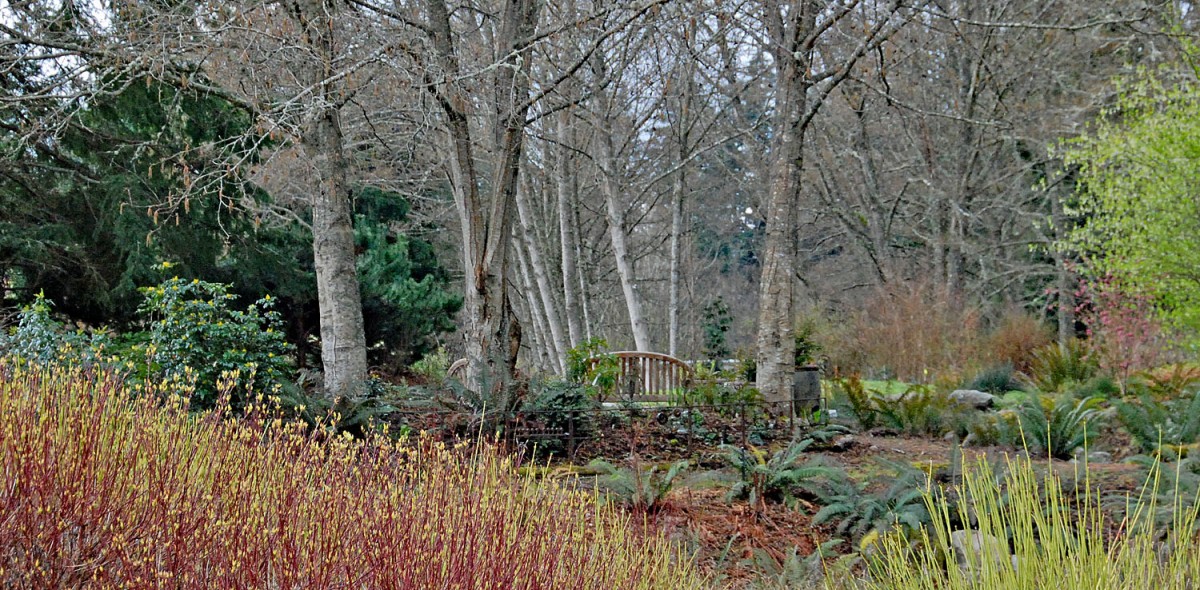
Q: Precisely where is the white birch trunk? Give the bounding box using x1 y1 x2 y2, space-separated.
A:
597 134 651 351
556 110 585 348
516 184 567 373
513 232 554 372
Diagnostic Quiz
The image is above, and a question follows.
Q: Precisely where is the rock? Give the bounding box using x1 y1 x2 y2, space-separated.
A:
831 435 857 452
950 530 1011 572
949 389 996 410
1073 449 1112 463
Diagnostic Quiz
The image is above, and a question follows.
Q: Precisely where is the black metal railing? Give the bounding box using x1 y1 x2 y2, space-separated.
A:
386 398 828 461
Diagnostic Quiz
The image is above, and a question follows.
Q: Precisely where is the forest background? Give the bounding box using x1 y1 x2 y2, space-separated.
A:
2 0 1198 406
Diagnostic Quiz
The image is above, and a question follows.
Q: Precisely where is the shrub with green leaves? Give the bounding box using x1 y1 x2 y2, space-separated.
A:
1117 391 1200 458
1070 375 1120 400
1015 394 1101 460
0 292 110 365
967 364 1024 394
566 337 620 400
139 274 292 407
965 411 1019 447
721 438 838 508
410 346 450 384
521 380 599 455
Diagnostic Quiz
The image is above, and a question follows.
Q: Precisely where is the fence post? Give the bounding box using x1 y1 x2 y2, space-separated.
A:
686 407 694 458
567 410 577 459
789 397 795 435
740 400 747 448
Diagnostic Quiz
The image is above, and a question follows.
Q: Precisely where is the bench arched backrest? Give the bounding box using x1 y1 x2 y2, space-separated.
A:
448 352 694 402
591 351 693 401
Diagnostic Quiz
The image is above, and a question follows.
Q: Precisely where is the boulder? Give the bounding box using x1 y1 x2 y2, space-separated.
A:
949 389 996 410
1073 448 1112 464
950 530 1012 573
831 435 857 452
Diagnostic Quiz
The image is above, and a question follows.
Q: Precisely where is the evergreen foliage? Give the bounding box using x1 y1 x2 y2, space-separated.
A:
701 296 732 360
1117 391 1200 458
138 274 293 407
0 80 459 371
1016 394 1101 460
813 460 930 541
588 458 689 513
1024 340 1099 393
720 438 837 507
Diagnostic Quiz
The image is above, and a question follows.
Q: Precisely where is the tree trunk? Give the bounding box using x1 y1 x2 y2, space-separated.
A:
1051 190 1076 344
755 0 816 407
297 0 367 400
556 110 585 348
513 231 553 371
425 0 538 401
516 182 567 372
668 52 694 358
597 133 651 351
668 166 686 358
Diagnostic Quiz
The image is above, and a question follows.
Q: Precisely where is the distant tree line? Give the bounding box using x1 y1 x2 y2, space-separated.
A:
0 0 1194 405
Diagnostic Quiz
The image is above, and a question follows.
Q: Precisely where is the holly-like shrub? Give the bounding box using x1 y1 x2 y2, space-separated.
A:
139 273 292 407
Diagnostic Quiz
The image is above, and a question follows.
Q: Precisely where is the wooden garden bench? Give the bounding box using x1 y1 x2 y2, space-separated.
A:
448 351 695 403
592 351 694 403
447 358 468 381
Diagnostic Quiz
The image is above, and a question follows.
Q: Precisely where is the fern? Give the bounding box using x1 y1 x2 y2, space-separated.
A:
1117 391 1200 458
588 458 688 513
813 460 930 541
276 382 400 437
1017 393 1102 460
1025 339 1098 393
1137 363 1200 399
801 423 854 447
1122 455 1200 530
873 385 976 438
834 376 878 430
720 439 837 507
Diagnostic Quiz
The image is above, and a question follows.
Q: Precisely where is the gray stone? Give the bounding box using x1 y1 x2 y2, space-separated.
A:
950 530 1011 572
949 389 996 410
831 435 857 452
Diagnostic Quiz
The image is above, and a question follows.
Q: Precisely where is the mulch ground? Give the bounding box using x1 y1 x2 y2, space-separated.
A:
637 487 820 587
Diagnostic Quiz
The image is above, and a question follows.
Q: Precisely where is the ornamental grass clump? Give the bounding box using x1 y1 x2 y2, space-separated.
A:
857 453 1200 590
0 363 706 589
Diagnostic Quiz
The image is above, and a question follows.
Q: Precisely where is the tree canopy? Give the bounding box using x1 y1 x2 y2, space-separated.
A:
0 75 460 372
1063 59 1200 340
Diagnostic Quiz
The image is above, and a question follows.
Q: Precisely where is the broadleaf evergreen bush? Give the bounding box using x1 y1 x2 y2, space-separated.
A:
139 274 292 407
